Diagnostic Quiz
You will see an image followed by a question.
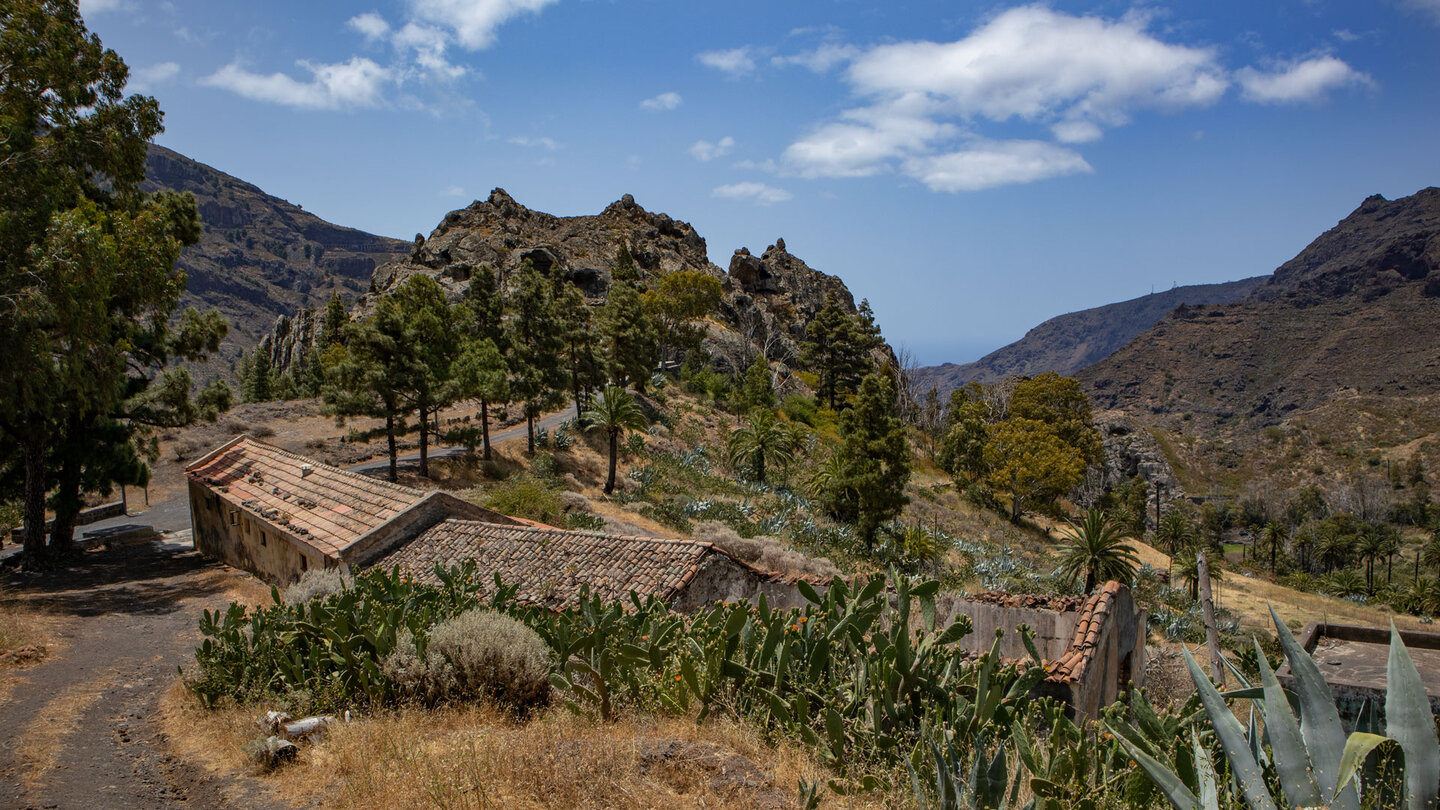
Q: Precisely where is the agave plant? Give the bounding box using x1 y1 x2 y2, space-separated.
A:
1108 607 1440 810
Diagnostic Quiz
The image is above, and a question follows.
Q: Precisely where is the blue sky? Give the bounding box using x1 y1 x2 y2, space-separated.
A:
83 0 1440 366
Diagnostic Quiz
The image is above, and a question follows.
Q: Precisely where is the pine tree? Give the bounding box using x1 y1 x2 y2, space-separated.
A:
323 298 420 482
740 354 776 412
322 291 348 347
801 294 868 409
461 265 505 346
507 261 566 454
243 344 275 403
612 242 640 283
451 337 509 460
834 372 911 548
391 275 458 478
553 282 606 420
599 281 659 393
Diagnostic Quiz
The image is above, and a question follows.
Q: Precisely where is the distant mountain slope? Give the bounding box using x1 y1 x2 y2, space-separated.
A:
911 277 1266 396
141 145 409 372
1078 187 1440 493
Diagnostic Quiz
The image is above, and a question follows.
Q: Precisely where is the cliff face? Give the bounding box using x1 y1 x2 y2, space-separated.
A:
141 145 409 375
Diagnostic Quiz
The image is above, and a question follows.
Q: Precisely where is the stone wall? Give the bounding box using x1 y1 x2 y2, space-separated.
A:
938 599 1080 661
342 493 518 568
189 480 333 585
669 555 809 613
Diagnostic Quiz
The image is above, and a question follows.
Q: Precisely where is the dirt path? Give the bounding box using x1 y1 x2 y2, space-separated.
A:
0 540 285 810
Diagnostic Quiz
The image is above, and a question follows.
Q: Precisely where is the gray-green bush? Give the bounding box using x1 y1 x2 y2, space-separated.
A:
282 568 351 605
383 609 551 712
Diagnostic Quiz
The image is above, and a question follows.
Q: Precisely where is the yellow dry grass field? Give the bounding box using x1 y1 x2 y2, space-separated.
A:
162 683 900 810
1127 539 1428 634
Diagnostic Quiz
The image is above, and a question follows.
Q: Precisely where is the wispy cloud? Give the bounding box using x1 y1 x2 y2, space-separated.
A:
713 181 792 205
440 184 467 197
902 141 1092 192
509 135 559 150
639 91 682 111
409 0 560 50
698 47 756 77
1236 55 1371 104
201 58 393 111
129 62 181 92
348 12 391 42
772 43 858 74
79 0 128 16
689 136 735 161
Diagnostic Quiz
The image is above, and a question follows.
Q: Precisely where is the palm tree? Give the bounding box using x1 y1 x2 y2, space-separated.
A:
582 385 648 494
1422 525 1440 579
1173 548 1225 601
1055 508 1140 594
726 409 797 485
1155 508 1195 555
1260 520 1287 572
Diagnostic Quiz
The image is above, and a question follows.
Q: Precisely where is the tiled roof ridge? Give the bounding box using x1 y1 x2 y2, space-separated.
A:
434 517 708 548
188 434 426 499
1045 581 1123 684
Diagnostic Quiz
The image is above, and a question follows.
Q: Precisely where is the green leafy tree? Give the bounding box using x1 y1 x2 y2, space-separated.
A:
507 261 566 454
553 282 606 420
739 354 776 412
983 417 1084 523
0 4 229 565
598 281 659 393
642 269 722 362
1007 372 1104 469
800 294 868 409
582 385 648 494
611 242 640 283
1056 508 1140 593
833 372 911 548
937 401 990 482
323 298 419 482
726 409 798 485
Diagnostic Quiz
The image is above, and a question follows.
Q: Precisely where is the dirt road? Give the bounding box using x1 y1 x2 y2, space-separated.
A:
0 540 282 810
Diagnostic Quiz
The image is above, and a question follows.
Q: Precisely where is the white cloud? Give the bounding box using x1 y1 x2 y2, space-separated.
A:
1396 0 1440 23
509 135 559 150
79 0 127 15
409 0 559 50
1236 56 1370 104
901 140 1092 192
772 43 859 74
689 136 735 161
348 12 392 42
440 185 467 197
712 182 792 206
698 47 756 77
847 6 1227 137
393 22 466 80
780 5 1236 191
200 58 393 110
129 62 180 92
639 91 682 111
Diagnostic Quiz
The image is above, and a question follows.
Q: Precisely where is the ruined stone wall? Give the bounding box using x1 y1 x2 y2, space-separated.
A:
669 555 807 613
189 480 332 585
344 493 518 568
937 599 1080 661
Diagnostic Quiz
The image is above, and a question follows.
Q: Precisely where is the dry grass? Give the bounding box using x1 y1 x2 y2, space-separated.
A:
1128 539 1428 634
0 599 66 662
162 684 901 810
20 662 125 789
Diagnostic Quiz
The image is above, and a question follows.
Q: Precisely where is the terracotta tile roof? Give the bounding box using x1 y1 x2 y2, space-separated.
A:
377 519 726 608
1045 581 1123 683
186 435 427 557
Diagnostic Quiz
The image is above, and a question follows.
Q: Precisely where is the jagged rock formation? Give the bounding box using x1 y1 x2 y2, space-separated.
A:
141 145 409 375
911 276 1266 399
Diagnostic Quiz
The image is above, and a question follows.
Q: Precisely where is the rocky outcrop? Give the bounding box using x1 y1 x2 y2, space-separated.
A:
1095 413 1178 499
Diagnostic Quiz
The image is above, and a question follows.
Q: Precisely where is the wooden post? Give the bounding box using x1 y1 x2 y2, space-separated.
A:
1197 546 1225 686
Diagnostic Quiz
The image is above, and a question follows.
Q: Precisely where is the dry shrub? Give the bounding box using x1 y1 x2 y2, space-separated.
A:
0 599 64 665
383 610 550 712
282 568 351 605
693 521 840 580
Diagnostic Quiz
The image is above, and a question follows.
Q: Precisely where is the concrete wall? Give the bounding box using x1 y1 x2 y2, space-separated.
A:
189 480 333 585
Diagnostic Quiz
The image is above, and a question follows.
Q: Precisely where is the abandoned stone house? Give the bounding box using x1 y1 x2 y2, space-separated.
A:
186 435 806 610
942 582 1147 718
1277 621 1440 725
188 436 1145 716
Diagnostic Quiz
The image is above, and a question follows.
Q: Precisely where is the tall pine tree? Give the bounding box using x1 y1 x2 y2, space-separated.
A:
506 261 566 454
599 281 659 393
800 294 868 409
553 282 606 420
833 372 911 548
323 297 420 482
